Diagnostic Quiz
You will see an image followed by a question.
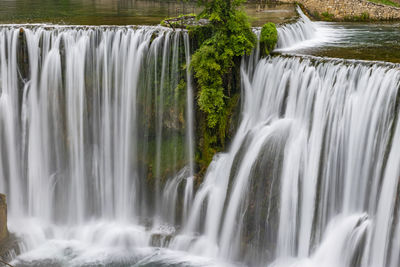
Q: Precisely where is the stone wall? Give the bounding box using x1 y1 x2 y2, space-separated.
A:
0 194 7 242
279 0 400 20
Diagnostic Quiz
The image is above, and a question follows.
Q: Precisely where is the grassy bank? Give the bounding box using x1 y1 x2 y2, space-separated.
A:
368 0 400 7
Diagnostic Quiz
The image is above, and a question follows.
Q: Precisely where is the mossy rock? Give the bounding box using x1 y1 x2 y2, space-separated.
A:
161 14 209 29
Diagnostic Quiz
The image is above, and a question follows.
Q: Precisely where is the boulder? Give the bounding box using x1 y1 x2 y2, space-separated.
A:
0 194 20 264
0 194 7 242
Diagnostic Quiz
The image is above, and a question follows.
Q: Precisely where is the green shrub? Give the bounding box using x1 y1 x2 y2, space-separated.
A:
191 43 225 128
191 0 256 130
360 12 370 21
344 12 371 21
188 0 258 167
260 22 278 55
321 12 334 21
312 11 321 20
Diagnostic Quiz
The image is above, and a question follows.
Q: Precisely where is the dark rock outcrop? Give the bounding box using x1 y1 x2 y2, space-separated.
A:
0 194 20 265
0 194 7 242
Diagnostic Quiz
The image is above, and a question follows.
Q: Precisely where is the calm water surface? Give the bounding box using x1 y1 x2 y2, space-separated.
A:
2 0 398 63
0 0 296 26
298 22 400 63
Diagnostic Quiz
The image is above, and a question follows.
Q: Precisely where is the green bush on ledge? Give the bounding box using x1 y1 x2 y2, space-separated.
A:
191 0 256 129
260 22 278 56
190 0 257 168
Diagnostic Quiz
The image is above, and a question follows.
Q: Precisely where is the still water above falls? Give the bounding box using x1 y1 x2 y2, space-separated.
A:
0 0 297 26
0 10 400 267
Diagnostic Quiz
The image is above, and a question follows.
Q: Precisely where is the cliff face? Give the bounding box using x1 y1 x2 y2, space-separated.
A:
0 194 7 242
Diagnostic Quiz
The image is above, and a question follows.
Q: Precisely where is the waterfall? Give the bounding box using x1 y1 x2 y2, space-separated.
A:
276 6 342 51
1 19 400 267
0 25 195 257
171 56 400 267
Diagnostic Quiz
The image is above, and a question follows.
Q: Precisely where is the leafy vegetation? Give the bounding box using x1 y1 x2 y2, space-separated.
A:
321 11 335 21
189 0 258 167
191 0 256 129
312 10 372 22
159 1 278 169
311 11 335 21
260 22 278 55
359 12 371 21
368 0 400 7
185 0 279 168
344 12 370 21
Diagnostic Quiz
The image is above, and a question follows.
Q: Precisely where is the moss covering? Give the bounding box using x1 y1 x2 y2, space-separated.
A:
161 13 198 29
147 135 187 183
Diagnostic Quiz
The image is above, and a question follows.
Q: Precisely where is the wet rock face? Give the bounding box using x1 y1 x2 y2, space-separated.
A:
0 194 20 263
0 194 7 242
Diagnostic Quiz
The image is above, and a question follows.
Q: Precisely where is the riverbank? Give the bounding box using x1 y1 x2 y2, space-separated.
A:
279 0 400 20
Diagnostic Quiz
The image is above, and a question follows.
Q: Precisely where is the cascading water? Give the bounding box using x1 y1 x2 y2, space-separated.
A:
276 6 342 50
0 25 197 265
167 56 400 267
0 12 400 267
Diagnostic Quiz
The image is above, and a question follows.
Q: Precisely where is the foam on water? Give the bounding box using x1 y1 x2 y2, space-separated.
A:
10 219 236 267
275 6 344 51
